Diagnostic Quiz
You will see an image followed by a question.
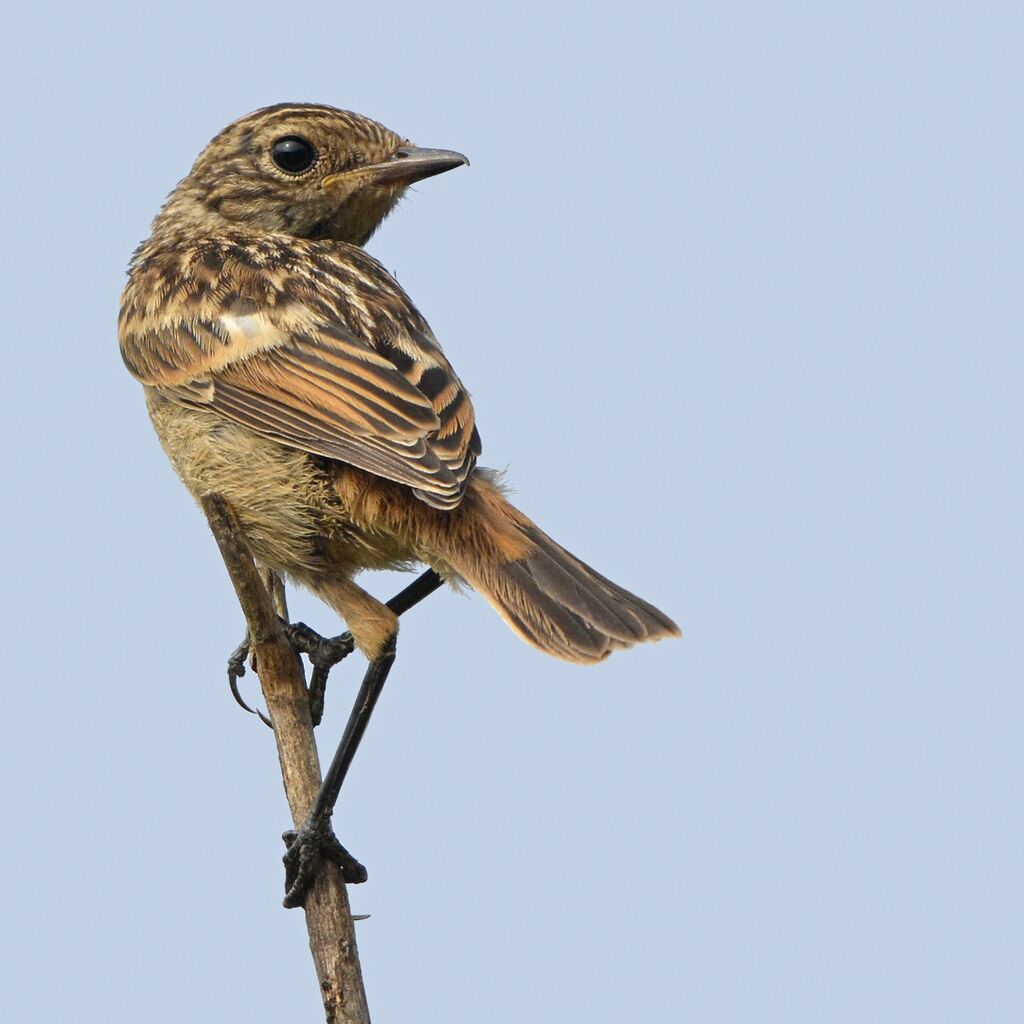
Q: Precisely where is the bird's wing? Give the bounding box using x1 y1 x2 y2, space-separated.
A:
119 236 480 509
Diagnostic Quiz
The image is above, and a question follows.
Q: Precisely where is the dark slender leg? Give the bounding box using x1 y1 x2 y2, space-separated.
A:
304 569 444 724
384 568 445 616
227 568 444 726
282 635 398 907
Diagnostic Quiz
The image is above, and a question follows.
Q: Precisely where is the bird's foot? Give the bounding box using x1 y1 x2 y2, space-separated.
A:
226 623 355 727
281 623 355 726
282 816 367 908
227 634 272 727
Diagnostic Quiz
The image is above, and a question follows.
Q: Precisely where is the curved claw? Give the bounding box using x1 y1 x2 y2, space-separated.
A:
227 622 353 730
282 821 367 909
227 637 273 728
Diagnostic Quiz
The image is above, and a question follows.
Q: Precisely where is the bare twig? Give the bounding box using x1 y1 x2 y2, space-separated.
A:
260 565 290 621
200 494 371 1024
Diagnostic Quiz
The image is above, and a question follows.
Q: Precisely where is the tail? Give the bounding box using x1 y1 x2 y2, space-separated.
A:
334 467 680 663
428 474 681 663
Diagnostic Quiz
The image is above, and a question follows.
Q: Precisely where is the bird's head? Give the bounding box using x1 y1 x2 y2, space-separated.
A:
151 103 468 245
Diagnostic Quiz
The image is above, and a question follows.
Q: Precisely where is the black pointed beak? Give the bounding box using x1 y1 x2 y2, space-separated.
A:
322 147 469 192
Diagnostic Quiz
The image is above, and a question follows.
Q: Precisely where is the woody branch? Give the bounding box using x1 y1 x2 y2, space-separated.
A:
200 493 371 1024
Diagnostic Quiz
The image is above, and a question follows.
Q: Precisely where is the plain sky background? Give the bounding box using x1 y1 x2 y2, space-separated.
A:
2 2 1020 1021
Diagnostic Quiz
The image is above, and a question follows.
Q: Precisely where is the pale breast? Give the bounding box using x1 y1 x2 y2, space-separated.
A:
146 390 338 578
146 390 430 586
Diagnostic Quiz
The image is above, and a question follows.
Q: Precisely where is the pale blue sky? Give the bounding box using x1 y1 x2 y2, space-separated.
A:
2 2 1021 1021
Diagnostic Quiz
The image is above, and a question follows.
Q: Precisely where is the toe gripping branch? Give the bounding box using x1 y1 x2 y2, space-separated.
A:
222 568 445 907
226 568 444 728
228 622 355 728
282 819 368 909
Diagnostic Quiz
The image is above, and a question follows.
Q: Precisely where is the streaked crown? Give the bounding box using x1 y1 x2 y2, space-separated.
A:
150 103 465 246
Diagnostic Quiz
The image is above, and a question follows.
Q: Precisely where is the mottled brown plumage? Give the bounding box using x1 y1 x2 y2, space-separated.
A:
121 102 679 665
121 103 680 906
122 236 479 511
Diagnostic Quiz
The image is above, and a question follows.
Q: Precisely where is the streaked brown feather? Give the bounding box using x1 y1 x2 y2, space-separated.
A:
120 234 480 508
123 102 677 662
331 467 681 662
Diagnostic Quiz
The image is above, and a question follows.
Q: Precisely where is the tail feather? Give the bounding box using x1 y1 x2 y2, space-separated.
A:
438 483 681 664
332 466 680 664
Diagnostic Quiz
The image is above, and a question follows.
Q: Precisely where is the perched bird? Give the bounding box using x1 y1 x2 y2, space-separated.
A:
120 103 679 905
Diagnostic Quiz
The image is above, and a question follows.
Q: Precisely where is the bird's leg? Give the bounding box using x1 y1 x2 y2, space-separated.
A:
303 568 443 724
282 634 398 907
383 566 447 616
227 568 445 726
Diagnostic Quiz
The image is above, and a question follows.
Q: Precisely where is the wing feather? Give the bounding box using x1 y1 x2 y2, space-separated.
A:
120 236 478 507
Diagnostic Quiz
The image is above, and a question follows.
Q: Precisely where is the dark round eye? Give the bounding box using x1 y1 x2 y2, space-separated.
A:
271 136 316 174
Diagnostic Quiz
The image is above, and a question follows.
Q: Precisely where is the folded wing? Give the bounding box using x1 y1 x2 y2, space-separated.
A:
119 236 480 509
